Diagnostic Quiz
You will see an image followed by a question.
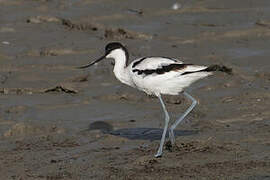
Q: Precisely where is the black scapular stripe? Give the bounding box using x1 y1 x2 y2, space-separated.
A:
132 56 178 68
133 64 190 76
132 57 148 68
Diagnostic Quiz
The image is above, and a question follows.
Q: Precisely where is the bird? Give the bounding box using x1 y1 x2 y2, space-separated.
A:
78 42 225 157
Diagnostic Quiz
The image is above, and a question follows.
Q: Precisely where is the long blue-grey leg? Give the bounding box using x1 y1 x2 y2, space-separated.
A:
169 91 197 144
155 94 170 158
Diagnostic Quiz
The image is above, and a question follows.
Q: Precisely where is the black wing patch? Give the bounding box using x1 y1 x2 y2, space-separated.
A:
181 65 232 75
132 57 147 68
133 64 191 76
132 56 178 68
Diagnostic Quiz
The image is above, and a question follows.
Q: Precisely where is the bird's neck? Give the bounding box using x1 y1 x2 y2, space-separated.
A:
112 51 132 86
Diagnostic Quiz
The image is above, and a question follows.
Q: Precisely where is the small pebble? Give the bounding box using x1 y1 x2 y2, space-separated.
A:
171 3 182 10
2 41 10 45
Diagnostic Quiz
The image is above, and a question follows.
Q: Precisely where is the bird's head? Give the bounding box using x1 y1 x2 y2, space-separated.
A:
78 42 129 69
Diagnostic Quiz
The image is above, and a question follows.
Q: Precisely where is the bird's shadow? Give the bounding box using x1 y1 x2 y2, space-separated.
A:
87 121 197 141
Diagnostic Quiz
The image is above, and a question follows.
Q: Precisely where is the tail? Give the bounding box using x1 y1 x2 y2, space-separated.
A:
203 64 232 75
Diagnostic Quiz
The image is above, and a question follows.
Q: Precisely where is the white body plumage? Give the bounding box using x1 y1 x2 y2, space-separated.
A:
107 49 213 96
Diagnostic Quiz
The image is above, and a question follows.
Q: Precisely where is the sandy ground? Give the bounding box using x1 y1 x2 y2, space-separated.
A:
0 0 270 179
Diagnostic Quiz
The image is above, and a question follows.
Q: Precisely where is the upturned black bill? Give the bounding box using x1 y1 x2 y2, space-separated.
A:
77 54 106 69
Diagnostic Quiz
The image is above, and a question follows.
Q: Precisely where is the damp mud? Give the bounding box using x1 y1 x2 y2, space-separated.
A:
0 0 270 179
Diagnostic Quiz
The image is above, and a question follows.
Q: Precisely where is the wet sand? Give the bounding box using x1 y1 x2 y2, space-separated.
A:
0 0 270 179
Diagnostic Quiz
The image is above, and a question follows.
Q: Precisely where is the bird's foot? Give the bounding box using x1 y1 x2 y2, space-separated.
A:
154 153 162 158
154 149 163 158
